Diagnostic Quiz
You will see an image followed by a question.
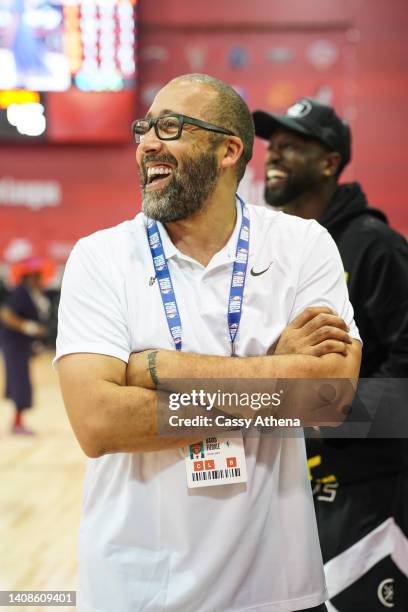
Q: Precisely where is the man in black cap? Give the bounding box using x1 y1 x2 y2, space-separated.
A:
253 99 408 611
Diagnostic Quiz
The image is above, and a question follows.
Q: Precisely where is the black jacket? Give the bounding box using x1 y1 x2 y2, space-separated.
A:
319 182 408 378
307 182 408 484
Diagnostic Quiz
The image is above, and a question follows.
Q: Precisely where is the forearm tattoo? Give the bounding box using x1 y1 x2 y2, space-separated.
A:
147 350 159 387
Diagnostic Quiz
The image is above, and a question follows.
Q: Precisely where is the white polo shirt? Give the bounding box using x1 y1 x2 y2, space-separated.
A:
56 201 360 612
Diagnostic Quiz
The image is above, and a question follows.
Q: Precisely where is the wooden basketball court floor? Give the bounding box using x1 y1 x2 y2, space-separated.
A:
0 351 86 611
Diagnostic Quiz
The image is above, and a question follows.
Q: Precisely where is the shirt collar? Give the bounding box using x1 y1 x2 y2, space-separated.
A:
147 197 244 265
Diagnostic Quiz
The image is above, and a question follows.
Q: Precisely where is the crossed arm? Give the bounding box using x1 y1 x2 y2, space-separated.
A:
57 307 361 457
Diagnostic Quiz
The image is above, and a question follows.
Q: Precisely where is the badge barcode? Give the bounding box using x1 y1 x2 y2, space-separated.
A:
192 468 241 481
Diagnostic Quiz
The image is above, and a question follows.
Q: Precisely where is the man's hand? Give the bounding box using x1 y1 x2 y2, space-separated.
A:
0 307 47 338
272 307 352 357
21 320 47 338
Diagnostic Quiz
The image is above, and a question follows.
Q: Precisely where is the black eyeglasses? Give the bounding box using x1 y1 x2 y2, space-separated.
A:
131 113 236 144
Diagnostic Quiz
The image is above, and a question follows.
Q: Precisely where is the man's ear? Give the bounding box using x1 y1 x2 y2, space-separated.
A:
219 136 244 171
322 151 342 177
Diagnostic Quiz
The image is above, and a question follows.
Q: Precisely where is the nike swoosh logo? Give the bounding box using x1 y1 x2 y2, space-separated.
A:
250 263 273 277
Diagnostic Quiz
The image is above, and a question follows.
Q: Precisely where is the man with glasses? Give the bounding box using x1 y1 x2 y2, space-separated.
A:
131 110 241 225
55 74 361 612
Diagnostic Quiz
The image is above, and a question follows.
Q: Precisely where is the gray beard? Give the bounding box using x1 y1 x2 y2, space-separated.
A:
142 150 219 223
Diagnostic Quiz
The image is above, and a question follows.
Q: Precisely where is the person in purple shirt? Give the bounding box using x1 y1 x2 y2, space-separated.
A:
1 259 49 434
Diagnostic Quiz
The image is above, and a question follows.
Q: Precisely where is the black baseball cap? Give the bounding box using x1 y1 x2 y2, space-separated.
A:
253 98 351 170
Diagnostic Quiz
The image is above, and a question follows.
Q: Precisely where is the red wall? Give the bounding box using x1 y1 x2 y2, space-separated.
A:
0 0 407 272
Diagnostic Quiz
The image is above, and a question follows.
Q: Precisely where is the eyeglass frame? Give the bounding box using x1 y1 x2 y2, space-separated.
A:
131 112 237 144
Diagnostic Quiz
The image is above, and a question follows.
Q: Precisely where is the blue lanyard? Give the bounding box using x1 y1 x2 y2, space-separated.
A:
145 195 250 356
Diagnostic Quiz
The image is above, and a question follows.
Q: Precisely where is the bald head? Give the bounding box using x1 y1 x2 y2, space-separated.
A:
169 74 254 182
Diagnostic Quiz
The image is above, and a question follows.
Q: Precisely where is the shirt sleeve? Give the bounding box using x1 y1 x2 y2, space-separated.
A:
54 237 130 366
289 221 361 342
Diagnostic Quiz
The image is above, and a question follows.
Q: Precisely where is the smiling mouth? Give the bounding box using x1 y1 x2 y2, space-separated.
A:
266 168 288 186
145 165 174 191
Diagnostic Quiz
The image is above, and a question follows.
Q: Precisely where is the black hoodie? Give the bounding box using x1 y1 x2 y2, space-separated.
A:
305 182 408 568
307 183 408 491
319 182 408 378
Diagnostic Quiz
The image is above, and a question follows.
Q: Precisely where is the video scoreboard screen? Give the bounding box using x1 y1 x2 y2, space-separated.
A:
0 0 137 142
